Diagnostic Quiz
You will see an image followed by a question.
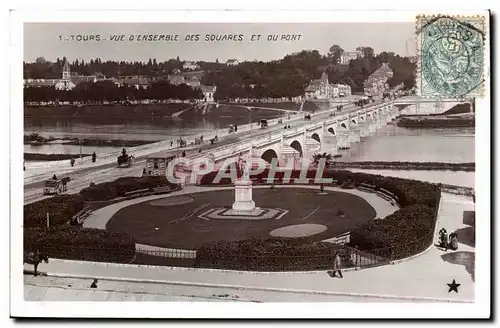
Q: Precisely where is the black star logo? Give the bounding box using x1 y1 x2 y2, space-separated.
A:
447 279 461 293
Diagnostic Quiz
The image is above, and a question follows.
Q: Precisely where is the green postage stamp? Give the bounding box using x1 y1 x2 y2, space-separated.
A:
416 15 486 98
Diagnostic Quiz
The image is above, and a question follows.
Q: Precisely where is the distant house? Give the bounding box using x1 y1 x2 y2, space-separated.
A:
182 61 200 71
226 59 239 66
120 77 150 89
339 50 364 65
188 75 201 87
167 74 186 85
304 72 330 100
364 63 393 95
200 85 217 102
331 84 352 97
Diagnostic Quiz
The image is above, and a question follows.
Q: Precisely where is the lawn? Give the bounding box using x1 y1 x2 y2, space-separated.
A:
106 187 376 250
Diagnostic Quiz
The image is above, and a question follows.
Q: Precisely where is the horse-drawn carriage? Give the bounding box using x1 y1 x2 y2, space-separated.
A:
260 119 268 129
304 114 311 121
43 176 70 195
117 148 134 168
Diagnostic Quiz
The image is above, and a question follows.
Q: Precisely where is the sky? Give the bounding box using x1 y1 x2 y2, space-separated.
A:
24 22 416 63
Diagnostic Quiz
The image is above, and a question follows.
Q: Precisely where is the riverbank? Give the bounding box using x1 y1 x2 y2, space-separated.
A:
24 153 92 161
330 161 475 172
24 134 155 148
396 115 475 129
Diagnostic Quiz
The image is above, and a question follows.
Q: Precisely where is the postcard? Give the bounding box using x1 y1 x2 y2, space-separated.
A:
11 9 490 319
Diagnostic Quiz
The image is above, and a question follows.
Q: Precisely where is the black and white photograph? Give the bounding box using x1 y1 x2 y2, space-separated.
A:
9 8 491 319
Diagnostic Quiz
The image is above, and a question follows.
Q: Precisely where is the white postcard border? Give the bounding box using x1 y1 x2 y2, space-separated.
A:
10 9 491 319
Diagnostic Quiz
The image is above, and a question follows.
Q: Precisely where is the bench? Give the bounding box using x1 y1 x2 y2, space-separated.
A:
72 206 93 225
124 188 151 198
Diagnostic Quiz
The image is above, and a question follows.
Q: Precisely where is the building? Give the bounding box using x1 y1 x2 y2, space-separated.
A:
182 61 200 71
339 49 364 65
167 74 186 85
226 59 239 66
119 76 150 89
187 76 201 87
364 63 394 95
332 84 352 97
200 85 217 102
304 72 331 100
304 72 353 100
24 59 97 90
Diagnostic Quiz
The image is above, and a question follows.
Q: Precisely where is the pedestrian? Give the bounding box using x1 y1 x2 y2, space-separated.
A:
170 140 173 147
448 232 459 251
332 252 343 278
182 150 186 157
235 125 238 132
70 158 75 167
90 279 98 288
92 151 97 163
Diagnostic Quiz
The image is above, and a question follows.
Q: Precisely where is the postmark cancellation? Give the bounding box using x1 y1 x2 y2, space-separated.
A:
416 15 487 98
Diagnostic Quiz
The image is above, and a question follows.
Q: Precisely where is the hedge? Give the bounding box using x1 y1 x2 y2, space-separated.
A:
24 194 85 228
24 226 135 263
195 238 353 271
79 176 179 201
349 204 438 259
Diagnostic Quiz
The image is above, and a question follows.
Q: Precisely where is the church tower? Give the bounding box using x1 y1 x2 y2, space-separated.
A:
62 60 71 80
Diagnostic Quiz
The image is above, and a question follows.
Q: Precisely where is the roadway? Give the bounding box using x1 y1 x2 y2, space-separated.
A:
23 99 385 204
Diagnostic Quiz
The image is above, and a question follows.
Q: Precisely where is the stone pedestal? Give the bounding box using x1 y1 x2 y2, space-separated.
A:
228 178 259 214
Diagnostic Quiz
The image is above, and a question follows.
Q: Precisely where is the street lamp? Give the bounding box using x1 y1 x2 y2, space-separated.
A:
79 139 83 161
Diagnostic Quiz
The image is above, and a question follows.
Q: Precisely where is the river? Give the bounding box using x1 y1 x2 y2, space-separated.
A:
24 109 475 167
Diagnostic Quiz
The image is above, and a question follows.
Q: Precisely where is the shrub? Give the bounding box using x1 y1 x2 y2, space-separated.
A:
79 176 179 201
24 226 135 263
24 195 85 228
349 204 438 260
195 238 352 271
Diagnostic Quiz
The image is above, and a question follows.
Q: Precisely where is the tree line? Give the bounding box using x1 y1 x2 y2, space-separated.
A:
24 56 226 80
24 80 204 104
24 46 415 102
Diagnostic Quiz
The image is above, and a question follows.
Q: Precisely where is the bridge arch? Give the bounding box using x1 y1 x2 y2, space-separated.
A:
261 149 279 164
351 119 357 124
290 140 303 157
311 133 321 143
327 127 335 135
340 122 348 129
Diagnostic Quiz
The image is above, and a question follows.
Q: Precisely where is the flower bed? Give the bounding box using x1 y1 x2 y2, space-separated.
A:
79 176 180 201
24 194 85 228
24 226 135 263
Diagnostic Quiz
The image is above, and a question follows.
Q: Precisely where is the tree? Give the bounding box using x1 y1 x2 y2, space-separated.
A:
311 152 333 193
328 45 343 64
357 46 375 59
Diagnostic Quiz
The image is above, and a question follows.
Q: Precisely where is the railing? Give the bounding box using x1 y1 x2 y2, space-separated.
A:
136 248 197 259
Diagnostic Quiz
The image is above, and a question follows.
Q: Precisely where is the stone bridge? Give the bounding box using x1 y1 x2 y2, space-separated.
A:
190 102 400 169
393 96 472 115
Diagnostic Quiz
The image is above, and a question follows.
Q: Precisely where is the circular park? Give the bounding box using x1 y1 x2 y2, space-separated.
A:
24 171 442 272
105 188 377 250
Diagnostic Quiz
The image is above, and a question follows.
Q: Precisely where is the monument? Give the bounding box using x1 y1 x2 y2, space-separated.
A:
227 151 261 215
198 148 288 221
